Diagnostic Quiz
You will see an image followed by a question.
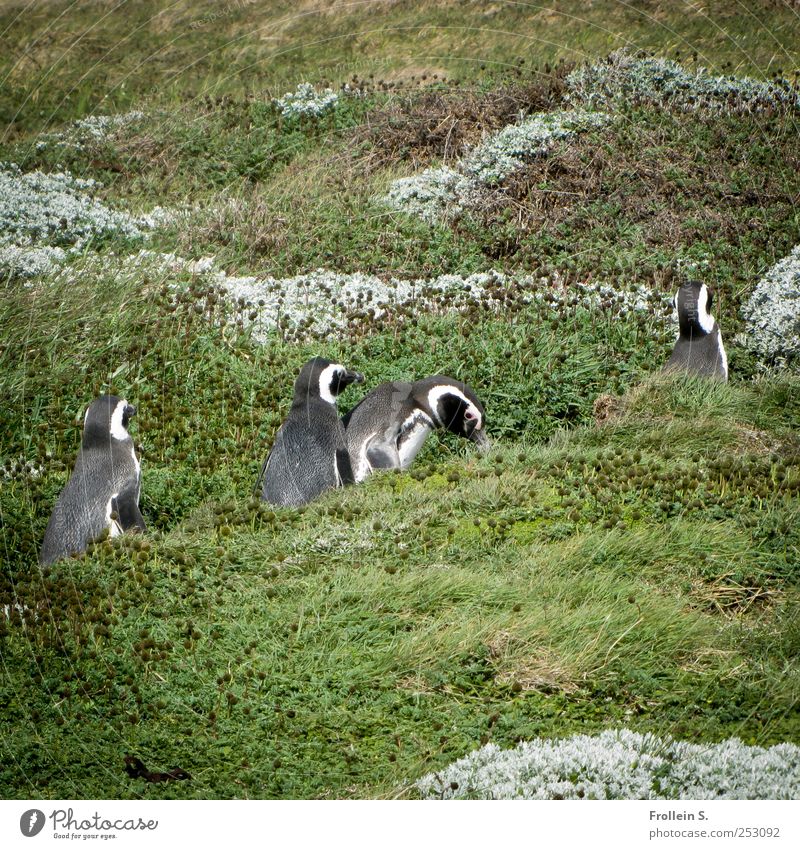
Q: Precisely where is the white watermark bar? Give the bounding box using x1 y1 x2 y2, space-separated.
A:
1 800 798 847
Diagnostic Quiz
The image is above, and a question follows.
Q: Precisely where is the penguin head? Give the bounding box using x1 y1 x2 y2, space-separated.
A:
674 280 716 337
82 395 136 447
424 378 490 453
295 357 364 406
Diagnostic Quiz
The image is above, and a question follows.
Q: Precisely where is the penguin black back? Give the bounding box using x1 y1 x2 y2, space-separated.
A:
40 395 145 565
259 357 364 506
342 375 490 482
664 281 728 380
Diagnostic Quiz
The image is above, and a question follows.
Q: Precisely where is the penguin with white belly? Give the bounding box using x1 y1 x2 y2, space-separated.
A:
40 395 145 565
342 376 490 482
258 357 364 506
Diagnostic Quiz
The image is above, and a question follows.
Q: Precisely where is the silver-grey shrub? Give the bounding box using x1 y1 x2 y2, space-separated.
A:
566 50 800 113
35 111 145 152
740 245 800 367
383 110 611 224
416 729 800 800
273 82 339 119
168 259 669 341
461 110 610 184
0 163 144 249
0 163 150 279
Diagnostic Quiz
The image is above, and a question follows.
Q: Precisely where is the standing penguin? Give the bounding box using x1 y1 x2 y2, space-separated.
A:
40 395 145 565
258 357 364 507
664 280 728 380
342 375 490 483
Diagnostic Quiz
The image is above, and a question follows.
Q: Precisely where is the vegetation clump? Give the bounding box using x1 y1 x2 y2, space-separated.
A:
383 110 611 224
417 730 800 800
273 82 339 119
566 50 800 113
740 245 800 369
35 111 145 153
0 163 158 279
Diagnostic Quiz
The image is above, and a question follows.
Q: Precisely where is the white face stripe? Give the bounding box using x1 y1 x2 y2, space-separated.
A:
401 408 434 432
318 363 344 405
426 385 483 430
696 284 716 334
110 399 131 441
675 285 715 335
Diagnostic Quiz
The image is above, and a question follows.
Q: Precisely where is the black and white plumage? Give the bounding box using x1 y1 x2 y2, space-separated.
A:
40 395 145 565
664 280 728 380
341 375 490 482
258 357 364 507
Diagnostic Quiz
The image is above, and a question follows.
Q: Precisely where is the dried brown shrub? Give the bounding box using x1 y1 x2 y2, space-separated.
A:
359 62 575 170
465 116 800 253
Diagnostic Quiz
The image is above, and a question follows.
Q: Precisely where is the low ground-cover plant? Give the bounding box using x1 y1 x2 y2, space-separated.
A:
0 162 163 279
417 729 800 799
740 245 800 368
34 111 145 153
565 50 800 114
153 258 671 342
383 110 611 224
274 82 339 119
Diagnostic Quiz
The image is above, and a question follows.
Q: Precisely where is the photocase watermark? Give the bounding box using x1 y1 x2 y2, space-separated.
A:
189 0 260 30
19 809 45 837
18 807 158 838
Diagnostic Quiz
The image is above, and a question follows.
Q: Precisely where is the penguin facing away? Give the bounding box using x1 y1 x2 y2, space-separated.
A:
341 375 490 483
259 357 364 507
40 395 145 565
663 280 728 380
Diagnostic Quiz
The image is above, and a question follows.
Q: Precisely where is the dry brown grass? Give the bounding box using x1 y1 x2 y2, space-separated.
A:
487 629 579 694
690 573 780 616
465 116 800 255
593 392 623 426
359 62 574 170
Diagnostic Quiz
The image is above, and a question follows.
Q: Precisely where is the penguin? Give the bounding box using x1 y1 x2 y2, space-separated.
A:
258 357 364 507
663 280 728 380
341 375 490 482
40 395 145 565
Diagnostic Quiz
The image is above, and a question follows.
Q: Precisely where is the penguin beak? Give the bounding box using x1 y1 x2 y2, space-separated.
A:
125 404 137 418
347 371 365 385
470 428 491 454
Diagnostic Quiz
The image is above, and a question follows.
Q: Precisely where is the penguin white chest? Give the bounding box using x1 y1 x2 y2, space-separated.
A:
355 435 377 483
397 421 431 469
717 333 729 380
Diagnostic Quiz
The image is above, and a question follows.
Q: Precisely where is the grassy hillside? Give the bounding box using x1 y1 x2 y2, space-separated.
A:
1 1 799 798
2 0 798 138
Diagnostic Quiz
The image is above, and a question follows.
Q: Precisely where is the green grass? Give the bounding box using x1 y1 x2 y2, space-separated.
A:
1 0 799 799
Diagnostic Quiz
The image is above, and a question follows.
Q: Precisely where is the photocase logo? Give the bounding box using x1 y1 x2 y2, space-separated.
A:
19 809 45 837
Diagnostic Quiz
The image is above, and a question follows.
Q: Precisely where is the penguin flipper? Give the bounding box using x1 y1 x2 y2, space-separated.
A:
366 440 401 471
254 452 271 497
112 488 146 532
